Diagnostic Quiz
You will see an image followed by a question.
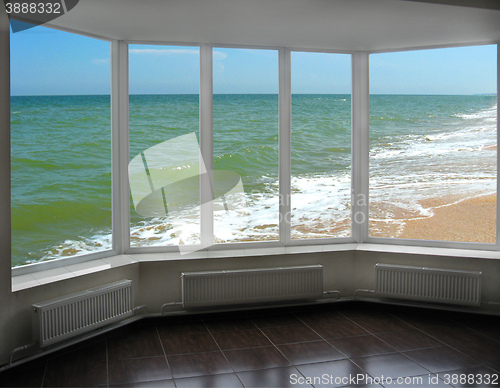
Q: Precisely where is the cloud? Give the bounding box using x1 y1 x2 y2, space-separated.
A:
213 51 227 61
129 48 227 60
92 58 110 65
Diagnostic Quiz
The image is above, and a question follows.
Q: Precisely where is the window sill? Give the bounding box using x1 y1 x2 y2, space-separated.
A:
11 242 500 292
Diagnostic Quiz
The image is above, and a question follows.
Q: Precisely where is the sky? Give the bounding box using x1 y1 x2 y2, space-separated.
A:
10 25 498 96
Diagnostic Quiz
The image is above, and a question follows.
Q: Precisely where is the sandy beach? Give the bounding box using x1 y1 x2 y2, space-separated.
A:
389 195 496 243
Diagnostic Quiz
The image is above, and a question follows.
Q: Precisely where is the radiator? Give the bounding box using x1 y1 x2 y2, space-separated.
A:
375 264 481 306
32 280 133 348
182 265 323 309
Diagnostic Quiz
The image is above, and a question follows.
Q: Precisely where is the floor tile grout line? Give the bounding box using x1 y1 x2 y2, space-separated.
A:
202 320 246 387
39 360 48 388
296 310 437 381
386 315 490 368
386 310 493 374
449 316 500 346
155 324 177 388
242 315 313 383
294 313 353 360
293 311 394 362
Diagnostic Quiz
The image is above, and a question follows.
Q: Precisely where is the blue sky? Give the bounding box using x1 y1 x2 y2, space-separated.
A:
10 25 498 96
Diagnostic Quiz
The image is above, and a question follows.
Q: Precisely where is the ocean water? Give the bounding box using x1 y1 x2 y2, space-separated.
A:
369 95 497 235
11 94 497 266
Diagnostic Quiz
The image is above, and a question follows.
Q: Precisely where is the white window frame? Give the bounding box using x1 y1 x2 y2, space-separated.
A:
10 33 500 276
365 44 500 251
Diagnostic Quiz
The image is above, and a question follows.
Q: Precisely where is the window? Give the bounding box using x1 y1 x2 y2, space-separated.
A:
10 34 499 271
369 45 497 244
10 26 111 267
212 48 279 243
128 45 201 247
291 52 351 240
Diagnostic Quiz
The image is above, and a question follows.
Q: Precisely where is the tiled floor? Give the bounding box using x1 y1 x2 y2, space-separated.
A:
1 301 500 387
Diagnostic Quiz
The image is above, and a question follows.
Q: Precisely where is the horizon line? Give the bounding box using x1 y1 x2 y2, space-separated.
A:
11 92 498 97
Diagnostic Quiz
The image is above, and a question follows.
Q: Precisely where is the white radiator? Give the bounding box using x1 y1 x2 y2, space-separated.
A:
32 280 133 348
375 264 481 306
182 265 323 309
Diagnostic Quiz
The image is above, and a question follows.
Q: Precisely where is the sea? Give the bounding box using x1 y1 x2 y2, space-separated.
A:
11 94 497 266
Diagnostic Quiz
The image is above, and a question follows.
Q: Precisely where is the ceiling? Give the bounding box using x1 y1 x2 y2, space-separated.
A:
47 0 500 52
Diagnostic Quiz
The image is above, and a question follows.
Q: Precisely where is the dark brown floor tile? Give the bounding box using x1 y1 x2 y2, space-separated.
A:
249 306 295 317
167 351 232 379
160 333 219 355
261 324 321 345
436 365 500 387
419 325 489 347
376 329 443 351
108 357 172 385
175 373 244 387
212 328 272 350
404 346 481 373
352 353 429 379
107 337 164 360
0 362 46 388
329 334 396 358
52 339 107 364
252 314 303 328
295 309 346 325
450 340 500 372
224 346 291 372
296 360 365 388
343 311 412 333
43 360 107 387
307 319 369 339
108 322 159 341
392 310 456 330
109 379 175 387
452 314 500 341
420 324 500 369
204 317 256 332
157 321 208 336
278 340 346 365
237 366 312 387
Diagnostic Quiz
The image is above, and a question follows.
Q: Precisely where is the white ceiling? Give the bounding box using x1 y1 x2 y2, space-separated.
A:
48 0 500 51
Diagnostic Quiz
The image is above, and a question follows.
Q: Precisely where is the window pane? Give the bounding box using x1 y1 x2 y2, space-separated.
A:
369 45 497 243
213 48 279 243
129 45 200 247
11 27 111 266
291 52 351 239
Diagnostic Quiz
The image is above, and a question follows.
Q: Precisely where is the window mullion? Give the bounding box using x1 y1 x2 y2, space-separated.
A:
111 40 130 254
351 51 370 243
200 44 214 248
279 48 292 246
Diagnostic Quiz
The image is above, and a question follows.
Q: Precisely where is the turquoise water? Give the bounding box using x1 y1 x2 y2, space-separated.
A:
11 95 111 266
11 94 497 266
